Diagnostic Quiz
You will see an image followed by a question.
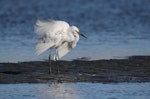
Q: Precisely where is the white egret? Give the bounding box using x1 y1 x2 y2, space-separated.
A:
34 19 87 74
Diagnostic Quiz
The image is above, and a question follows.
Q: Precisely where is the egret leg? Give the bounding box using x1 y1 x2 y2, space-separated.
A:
56 59 60 74
49 50 52 74
55 50 60 74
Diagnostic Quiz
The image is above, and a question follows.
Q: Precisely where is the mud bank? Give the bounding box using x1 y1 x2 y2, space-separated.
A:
0 56 150 83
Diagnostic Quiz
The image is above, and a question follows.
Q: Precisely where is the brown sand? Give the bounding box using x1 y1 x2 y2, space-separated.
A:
0 56 150 83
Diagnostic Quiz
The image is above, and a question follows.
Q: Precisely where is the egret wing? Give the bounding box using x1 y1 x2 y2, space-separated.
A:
36 42 53 55
36 34 62 55
35 19 70 55
35 19 70 36
56 41 77 59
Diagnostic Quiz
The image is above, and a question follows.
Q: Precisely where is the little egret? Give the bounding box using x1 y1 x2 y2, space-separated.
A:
34 19 87 74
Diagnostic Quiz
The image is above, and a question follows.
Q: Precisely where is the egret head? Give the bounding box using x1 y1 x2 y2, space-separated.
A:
71 26 87 38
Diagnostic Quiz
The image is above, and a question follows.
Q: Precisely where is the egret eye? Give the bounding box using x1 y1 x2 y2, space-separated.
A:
75 30 79 33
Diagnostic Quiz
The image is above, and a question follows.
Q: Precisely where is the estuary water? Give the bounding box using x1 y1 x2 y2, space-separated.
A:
0 0 150 62
0 82 150 99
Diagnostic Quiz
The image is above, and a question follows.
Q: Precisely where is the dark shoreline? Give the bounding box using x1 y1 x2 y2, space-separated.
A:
0 56 150 84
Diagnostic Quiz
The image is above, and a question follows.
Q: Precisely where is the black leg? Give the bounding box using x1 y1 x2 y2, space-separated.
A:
56 59 60 74
49 52 51 74
56 59 62 83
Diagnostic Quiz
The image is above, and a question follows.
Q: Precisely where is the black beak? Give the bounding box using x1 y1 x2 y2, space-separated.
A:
79 32 87 39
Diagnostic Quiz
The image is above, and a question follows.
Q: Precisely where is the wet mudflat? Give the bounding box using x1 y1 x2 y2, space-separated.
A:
0 56 150 84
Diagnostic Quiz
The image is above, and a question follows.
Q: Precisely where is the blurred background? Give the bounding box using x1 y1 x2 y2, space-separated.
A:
0 0 150 62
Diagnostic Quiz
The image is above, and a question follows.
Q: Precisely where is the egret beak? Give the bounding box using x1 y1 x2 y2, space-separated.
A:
79 32 87 39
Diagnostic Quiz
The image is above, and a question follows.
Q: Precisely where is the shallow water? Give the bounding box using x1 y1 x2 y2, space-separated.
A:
0 0 150 62
0 82 150 99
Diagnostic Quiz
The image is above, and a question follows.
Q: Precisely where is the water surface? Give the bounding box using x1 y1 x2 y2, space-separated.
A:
0 0 150 62
0 82 150 99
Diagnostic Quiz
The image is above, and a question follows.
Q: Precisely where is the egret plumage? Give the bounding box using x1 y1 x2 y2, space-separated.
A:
34 19 87 74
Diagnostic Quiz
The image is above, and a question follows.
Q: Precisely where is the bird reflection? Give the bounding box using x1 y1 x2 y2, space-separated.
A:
38 83 79 99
